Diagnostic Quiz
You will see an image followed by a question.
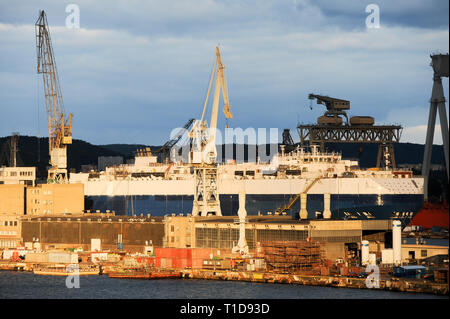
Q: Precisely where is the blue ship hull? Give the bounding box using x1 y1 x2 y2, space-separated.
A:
85 194 424 221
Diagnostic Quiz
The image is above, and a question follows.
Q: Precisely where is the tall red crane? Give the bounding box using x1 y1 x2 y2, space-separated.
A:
35 10 72 183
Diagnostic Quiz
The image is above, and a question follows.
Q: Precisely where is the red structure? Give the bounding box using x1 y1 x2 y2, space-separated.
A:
410 201 449 229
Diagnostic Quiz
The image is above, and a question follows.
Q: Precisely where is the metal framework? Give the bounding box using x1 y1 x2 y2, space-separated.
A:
282 129 295 153
259 240 325 274
35 10 72 183
422 53 449 201
297 124 402 169
155 118 194 162
191 47 232 216
192 165 221 216
9 133 19 167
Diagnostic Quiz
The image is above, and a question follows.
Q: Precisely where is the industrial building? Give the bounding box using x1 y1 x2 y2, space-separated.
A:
0 184 26 215
164 214 392 262
401 244 448 264
26 183 84 216
21 215 164 252
0 167 36 186
0 215 22 248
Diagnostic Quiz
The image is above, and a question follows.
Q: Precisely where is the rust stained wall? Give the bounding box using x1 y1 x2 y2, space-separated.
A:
21 220 164 247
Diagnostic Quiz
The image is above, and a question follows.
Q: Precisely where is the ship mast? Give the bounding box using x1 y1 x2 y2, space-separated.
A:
35 10 72 183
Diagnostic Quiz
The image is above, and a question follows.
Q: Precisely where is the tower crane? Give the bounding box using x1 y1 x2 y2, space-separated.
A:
191 46 233 216
35 10 73 183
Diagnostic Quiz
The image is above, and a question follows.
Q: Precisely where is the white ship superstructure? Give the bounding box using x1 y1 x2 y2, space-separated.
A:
69 145 424 220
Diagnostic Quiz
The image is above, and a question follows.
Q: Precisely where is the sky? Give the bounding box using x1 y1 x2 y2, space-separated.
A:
0 0 448 145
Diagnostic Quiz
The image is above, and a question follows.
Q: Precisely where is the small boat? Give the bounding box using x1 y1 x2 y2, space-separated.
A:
33 264 100 276
108 272 151 279
149 271 181 279
108 270 181 280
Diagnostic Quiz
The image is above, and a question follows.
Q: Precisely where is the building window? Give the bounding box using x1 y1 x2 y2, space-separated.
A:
421 250 427 258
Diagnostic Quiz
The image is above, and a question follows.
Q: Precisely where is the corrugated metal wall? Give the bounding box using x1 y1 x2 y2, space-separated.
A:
21 219 164 247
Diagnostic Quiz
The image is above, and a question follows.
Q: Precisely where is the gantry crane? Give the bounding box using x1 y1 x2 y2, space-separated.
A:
35 10 72 183
191 46 233 216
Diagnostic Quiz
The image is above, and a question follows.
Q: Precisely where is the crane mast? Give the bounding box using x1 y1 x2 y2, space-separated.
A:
191 46 233 216
35 10 72 183
192 46 233 164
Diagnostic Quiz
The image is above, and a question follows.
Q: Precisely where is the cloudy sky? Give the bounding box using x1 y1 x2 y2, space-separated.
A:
0 0 448 145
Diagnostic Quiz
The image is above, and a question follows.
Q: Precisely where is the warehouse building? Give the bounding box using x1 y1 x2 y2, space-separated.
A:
21 215 165 252
164 214 392 262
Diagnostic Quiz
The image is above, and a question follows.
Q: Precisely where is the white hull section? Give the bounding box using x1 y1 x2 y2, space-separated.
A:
73 177 423 196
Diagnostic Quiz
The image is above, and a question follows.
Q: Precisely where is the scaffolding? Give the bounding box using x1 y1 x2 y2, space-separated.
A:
259 240 325 273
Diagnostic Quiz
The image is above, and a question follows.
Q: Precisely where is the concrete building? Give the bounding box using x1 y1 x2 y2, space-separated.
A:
401 244 449 264
0 215 22 248
0 166 36 186
0 184 25 215
0 184 26 248
26 183 84 216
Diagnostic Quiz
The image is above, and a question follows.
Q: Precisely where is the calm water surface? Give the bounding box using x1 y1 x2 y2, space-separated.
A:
0 272 446 299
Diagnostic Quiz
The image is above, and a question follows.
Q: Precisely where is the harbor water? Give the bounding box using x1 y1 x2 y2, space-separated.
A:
0 272 445 299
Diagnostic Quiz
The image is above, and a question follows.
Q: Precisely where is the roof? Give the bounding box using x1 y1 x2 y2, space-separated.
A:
400 265 426 270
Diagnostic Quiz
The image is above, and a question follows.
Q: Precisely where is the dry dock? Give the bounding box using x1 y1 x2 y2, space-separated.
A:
181 269 448 296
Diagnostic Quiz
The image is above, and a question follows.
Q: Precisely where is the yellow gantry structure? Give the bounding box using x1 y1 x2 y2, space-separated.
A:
35 10 72 183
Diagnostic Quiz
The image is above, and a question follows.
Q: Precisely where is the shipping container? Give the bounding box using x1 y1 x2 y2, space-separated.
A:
25 252 48 263
48 252 72 264
340 267 349 276
71 253 79 264
160 257 172 268
91 252 108 263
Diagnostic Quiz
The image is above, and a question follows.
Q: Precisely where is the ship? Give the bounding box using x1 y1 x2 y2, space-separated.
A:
69 144 424 222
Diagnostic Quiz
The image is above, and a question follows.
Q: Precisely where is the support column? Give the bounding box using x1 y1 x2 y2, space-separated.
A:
299 193 308 219
438 102 449 180
323 193 331 219
393 220 402 266
422 74 446 201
